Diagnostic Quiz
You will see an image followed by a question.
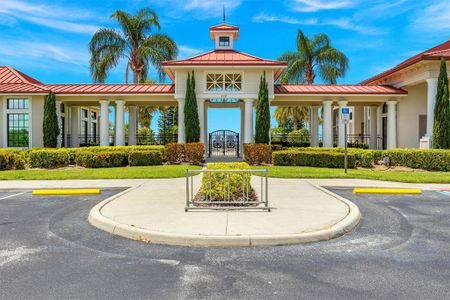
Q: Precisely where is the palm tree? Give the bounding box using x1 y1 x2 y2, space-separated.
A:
89 11 177 129
278 29 348 84
89 8 177 83
274 106 309 130
276 29 348 132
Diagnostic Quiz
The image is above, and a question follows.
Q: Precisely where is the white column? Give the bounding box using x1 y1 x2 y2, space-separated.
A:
115 100 125 146
55 101 62 148
128 105 137 146
387 100 397 149
369 106 378 149
204 103 208 150
311 106 319 147
99 100 110 146
197 98 205 144
70 106 80 148
240 104 245 154
426 78 438 137
177 98 185 144
244 99 254 143
322 100 333 147
338 100 348 148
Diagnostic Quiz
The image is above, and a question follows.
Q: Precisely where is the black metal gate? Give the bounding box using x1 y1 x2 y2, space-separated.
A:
208 130 240 157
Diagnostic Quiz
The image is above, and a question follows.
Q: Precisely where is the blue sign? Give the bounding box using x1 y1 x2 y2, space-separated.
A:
341 107 350 124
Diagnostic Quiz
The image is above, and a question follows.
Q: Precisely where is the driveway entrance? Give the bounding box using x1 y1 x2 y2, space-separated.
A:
208 130 240 157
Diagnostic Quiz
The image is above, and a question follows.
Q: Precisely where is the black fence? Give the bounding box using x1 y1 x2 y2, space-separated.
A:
65 134 177 147
271 133 383 149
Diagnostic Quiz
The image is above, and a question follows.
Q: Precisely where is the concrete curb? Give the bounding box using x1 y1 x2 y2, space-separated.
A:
88 184 361 247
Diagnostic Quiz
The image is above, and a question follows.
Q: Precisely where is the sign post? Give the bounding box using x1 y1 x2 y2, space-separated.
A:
341 107 350 174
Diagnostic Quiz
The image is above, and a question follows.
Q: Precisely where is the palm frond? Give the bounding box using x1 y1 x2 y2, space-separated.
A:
315 47 349 84
140 33 178 81
89 28 126 83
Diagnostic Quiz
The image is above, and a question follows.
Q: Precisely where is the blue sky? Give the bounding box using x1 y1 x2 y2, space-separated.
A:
1 0 449 132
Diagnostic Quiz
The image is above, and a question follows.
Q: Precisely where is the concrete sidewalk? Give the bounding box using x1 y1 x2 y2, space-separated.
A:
87 177 361 247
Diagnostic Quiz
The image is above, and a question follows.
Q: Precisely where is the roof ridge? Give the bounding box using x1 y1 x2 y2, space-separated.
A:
7 66 44 85
163 50 216 64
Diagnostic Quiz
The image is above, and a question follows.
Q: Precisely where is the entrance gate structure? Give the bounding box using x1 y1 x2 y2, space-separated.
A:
208 130 240 157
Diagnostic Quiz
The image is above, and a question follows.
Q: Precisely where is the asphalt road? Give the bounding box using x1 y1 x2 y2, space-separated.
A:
0 188 449 300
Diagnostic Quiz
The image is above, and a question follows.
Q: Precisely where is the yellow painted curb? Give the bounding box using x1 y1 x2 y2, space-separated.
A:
353 188 422 195
32 189 101 196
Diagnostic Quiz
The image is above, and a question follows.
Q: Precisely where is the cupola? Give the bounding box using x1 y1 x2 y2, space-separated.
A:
209 23 239 50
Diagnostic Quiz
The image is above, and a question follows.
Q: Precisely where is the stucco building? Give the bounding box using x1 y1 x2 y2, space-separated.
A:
0 23 449 156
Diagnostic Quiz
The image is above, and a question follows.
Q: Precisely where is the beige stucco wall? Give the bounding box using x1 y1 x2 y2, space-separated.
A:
31 95 45 147
0 97 3 146
174 67 275 100
397 82 427 148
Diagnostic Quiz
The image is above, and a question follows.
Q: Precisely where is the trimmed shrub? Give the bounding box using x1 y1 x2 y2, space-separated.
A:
0 150 25 170
164 143 184 164
272 150 356 168
200 162 251 200
128 150 163 166
28 149 72 168
383 149 450 171
75 151 128 168
184 143 204 165
244 144 272 165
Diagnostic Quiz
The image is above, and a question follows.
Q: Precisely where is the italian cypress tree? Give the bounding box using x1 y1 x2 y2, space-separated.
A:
43 92 60 147
255 72 270 144
432 57 450 149
184 71 200 142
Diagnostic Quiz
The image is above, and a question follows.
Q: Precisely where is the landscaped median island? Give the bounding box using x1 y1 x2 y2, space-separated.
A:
186 162 269 210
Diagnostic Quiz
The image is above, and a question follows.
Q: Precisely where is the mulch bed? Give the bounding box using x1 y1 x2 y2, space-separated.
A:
193 188 258 207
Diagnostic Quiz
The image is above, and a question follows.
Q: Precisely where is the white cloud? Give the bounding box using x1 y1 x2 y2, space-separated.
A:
149 0 242 19
178 45 204 58
0 39 89 68
252 13 383 35
411 2 450 31
0 0 101 34
252 13 317 25
291 0 356 12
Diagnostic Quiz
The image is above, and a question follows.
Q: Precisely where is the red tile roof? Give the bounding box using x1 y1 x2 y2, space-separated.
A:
45 83 175 94
362 40 450 85
162 50 287 67
274 84 407 95
0 66 48 93
210 24 239 31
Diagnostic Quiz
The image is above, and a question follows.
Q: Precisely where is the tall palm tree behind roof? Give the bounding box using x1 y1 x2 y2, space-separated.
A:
89 8 178 83
278 29 349 84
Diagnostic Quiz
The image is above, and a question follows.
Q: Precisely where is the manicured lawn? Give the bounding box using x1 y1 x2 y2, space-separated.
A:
0 165 201 180
253 166 450 183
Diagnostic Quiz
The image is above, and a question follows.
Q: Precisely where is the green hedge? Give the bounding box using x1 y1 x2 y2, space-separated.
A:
273 150 356 168
75 151 128 168
0 150 25 170
200 162 251 200
128 150 163 166
28 149 73 168
382 149 450 171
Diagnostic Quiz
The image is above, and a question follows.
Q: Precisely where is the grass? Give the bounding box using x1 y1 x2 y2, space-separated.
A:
0 165 201 180
252 166 450 183
2 164 449 183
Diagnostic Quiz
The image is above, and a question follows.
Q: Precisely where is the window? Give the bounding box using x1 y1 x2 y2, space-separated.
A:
219 36 230 47
61 103 65 113
91 111 97 120
81 120 88 145
7 113 29 147
206 73 242 91
81 109 88 119
7 98 29 110
224 74 242 91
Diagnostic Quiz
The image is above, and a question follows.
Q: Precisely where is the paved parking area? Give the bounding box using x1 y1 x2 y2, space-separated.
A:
0 188 449 299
